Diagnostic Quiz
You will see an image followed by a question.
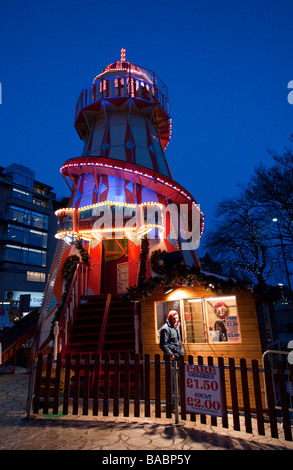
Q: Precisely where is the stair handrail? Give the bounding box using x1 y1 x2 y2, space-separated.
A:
97 293 112 354
54 263 88 357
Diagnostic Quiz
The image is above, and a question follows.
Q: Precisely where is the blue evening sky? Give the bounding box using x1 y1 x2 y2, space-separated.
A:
0 0 292 251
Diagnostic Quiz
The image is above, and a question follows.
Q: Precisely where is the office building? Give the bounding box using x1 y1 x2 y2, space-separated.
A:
0 163 58 314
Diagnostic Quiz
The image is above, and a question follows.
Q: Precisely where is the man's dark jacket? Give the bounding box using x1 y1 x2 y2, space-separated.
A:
159 320 184 358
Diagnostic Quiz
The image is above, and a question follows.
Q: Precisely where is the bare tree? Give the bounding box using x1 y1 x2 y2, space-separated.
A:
203 134 293 292
203 193 277 287
245 136 293 252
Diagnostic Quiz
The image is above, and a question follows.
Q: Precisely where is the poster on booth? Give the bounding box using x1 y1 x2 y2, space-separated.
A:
226 316 241 342
117 262 129 294
185 363 222 417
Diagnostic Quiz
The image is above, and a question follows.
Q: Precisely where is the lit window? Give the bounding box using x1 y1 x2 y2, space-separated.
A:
155 300 181 343
4 245 46 267
7 224 47 248
27 271 46 282
205 296 241 343
8 206 48 230
33 197 47 207
12 188 31 202
183 299 207 343
155 295 241 345
7 225 23 243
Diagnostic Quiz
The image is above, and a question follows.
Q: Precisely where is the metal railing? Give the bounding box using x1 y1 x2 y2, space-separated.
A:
262 349 293 413
53 263 88 359
75 75 169 119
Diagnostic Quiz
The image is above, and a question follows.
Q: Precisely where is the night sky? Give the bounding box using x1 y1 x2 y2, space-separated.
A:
0 0 292 254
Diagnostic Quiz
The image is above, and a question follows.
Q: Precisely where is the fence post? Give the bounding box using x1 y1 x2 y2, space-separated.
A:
26 359 36 418
187 355 196 422
240 358 252 434
179 355 186 421
113 353 120 417
289 363 293 410
277 360 292 441
134 353 140 417
252 359 265 436
73 353 81 415
43 353 53 414
83 353 90 416
103 353 110 417
263 355 278 439
218 356 228 428
144 354 150 418
92 353 101 416
123 353 130 417
155 354 161 418
53 321 59 360
229 357 240 431
165 355 172 418
63 353 71 415
53 353 62 415
33 353 43 414
173 360 179 424
208 356 217 427
198 356 206 424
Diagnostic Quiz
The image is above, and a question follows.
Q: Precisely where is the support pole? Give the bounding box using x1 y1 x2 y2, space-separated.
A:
172 360 179 424
134 303 140 354
53 321 59 360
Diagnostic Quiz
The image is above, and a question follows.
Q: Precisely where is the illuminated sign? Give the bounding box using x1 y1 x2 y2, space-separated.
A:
4 290 44 308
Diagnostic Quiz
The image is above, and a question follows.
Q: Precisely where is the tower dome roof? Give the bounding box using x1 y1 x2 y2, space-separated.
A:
92 49 159 87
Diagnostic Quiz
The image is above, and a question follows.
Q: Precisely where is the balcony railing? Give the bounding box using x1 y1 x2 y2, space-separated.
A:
75 74 169 120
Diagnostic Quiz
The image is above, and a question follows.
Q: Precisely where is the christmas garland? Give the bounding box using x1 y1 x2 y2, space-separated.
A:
138 236 149 287
49 237 90 338
74 237 90 265
123 248 240 303
150 249 167 276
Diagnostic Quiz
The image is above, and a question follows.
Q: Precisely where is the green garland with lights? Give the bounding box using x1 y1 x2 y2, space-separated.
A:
138 236 149 287
49 237 90 338
123 248 241 303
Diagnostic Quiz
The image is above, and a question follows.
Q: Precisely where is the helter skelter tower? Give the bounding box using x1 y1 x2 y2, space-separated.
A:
35 50 204 352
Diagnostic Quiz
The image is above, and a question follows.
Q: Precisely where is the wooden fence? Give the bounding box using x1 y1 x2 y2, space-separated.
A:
26 352 293 442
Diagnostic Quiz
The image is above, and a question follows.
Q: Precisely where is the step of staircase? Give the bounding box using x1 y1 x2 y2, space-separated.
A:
65 294 136 357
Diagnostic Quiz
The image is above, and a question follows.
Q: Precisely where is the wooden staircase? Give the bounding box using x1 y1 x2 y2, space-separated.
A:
61 294 137 399
66 294 136 358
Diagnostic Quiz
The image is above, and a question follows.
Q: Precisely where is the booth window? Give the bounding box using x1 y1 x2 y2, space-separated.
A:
183 299 207 343
155 300 181 343
205 296 241 343
155 295 241 344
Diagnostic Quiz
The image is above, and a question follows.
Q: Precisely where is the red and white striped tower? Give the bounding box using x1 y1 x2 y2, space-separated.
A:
35 50 204 350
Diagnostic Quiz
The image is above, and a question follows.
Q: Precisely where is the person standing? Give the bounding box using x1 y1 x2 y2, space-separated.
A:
159 310 184 360
214 320 227 342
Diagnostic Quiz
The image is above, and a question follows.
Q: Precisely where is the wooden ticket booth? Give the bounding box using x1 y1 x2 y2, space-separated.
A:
140 283 264 410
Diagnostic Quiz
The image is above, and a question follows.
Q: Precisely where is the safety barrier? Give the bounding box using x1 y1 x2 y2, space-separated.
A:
26 352 293 442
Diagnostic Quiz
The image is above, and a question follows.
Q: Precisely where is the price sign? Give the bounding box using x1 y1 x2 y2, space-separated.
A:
185 364 222 417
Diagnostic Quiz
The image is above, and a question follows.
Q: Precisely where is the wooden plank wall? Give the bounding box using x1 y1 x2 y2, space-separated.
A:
140 286 264 410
